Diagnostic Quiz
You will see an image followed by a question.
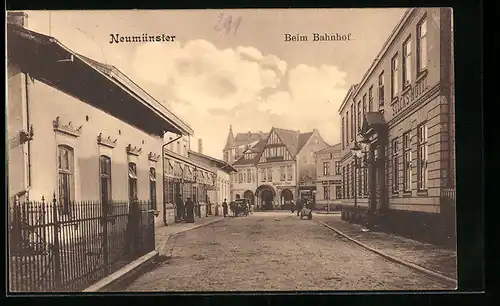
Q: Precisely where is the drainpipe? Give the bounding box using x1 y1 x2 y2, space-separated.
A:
23 73 32 201
162 134 183 226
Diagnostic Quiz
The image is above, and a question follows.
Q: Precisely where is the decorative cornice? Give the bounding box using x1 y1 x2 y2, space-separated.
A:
126 144 142 156
53 117 82 138
97 133 117 148
148 152 161 162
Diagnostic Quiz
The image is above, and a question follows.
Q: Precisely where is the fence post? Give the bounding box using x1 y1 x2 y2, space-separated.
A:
102 200 109 276
52 192 62 289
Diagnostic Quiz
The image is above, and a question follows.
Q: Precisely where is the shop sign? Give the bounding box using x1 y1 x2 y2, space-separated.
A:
392 73 430 115
322 180 342 185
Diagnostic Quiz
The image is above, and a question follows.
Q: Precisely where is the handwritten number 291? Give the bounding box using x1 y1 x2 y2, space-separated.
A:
214 13 241 35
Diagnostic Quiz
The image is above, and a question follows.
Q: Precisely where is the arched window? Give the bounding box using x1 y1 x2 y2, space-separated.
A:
58 145 74 215
128 162 138 203
149 167 157 210
100 155 112 213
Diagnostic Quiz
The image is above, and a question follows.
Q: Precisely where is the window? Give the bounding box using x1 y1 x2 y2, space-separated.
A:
267 168 272 182
368 86 373 111
58 145 74 215
323 162 330 176
378 72 385 107
342 167 346 199
128 162 138 202
247 168 252 183
363 94 367 115
335 161 341 175
403 132 412 192
260 169 266 182
346 112 349 145
351 162 355 197
392 139 399 193
357 101 362 132
238 172 243 183
403 37 412 86
357 168 362 197
100 155 112 214
280 166 286 181
350 106 354 141
335 186 342 199
363 168 368 196
346 164 350 198
224 151 229 162
149 167 157 210
417 123 428 190
286 165 293 180
391 54 399 99
341 117 345 149
417 17 428 73
324 186 330 200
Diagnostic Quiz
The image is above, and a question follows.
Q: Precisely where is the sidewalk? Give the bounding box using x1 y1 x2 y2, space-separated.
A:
316 214 457 280
155 216 224 255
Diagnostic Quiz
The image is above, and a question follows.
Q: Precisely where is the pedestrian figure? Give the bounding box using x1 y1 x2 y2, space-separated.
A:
222 199 228 218
125 198 141 257
176 194 184 222
185 197 195 223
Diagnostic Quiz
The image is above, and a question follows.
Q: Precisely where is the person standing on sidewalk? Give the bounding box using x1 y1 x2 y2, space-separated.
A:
185 197 195 223
175 194 184 222
222 199 228 218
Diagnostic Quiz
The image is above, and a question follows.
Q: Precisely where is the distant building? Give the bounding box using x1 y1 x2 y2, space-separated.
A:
188 142 237 216
314 144 343 210
163 134 217 222
224 127 329 210
337 8 455 241
222 125 268 165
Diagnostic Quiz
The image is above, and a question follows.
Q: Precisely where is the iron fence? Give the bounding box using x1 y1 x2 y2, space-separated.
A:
8 194 155 293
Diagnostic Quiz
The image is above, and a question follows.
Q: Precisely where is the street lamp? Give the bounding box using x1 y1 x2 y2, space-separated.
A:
350 138 370 214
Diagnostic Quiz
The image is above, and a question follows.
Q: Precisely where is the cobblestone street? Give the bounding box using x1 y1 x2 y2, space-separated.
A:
122 212 454 291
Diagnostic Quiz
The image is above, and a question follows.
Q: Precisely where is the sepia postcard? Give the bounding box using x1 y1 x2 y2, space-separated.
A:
6 8 457 293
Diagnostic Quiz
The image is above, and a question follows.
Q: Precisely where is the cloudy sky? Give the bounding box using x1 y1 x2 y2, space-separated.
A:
23 9 406 159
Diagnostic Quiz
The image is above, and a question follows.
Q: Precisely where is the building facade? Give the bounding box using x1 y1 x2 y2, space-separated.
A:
337 8 455 240
314 144 343 210
7 14 193 232
188 144 236 216
226 127 329 210
163 135 217 223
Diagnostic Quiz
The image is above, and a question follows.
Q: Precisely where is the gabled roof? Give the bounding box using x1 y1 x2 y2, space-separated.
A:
338 84 359 113
315 143 341 154
7 23 193 136
274 128 301 156
297 132 314 153
231 127 319 165
188 150 237 173
232 138 266 166
234 132 267 147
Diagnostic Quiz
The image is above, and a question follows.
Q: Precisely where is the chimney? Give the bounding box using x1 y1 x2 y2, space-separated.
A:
198 138 203 154
248 131 251 138
7 12 28 27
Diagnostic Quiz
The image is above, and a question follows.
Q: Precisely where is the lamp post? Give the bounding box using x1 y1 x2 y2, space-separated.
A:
350 138 370 217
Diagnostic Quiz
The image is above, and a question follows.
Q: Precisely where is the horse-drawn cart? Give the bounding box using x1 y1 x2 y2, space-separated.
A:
230 199 249 217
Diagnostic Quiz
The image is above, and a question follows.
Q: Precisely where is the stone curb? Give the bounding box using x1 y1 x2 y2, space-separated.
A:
158 217 225 258
316 220 458 286
82 250 159 292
